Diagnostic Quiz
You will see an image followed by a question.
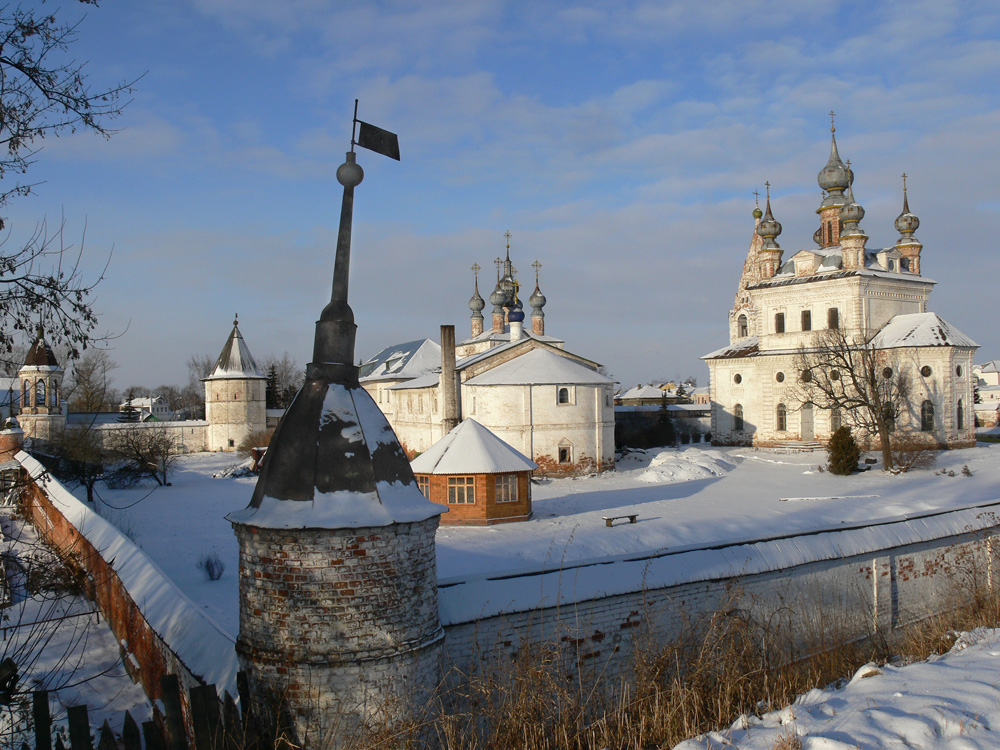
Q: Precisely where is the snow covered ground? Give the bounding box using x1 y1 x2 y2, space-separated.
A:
49 439 1000 748
74 442 1000 637
678 628 1000 750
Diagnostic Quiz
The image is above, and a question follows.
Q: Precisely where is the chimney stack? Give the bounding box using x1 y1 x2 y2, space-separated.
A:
441 325 459 434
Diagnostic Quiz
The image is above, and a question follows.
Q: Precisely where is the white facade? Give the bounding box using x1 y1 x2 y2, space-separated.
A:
705 128 977 450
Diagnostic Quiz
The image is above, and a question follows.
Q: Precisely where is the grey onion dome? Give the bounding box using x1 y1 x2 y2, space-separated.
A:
756 195 782 251
817 127 851 193
894 189 920 236
839 183 867 237
468 286 485 313
528 283 546 312
489 282 506 312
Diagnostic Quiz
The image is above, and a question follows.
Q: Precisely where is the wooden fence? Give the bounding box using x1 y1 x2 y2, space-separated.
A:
23 672 287 750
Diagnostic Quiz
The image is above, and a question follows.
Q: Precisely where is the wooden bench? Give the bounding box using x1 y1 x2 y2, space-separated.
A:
602 515 637 527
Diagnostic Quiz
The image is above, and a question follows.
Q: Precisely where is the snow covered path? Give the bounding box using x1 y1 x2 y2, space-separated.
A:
677 628 1000 749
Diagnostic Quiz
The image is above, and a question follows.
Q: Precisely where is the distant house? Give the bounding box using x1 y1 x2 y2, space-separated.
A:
411 418 537 525
119 395 171 421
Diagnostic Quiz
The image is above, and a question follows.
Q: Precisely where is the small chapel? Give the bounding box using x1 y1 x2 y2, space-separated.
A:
704 120 978 449
360 235 616 476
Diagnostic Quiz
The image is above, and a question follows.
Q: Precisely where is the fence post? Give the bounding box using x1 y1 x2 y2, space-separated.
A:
189 683 222 750
142 720 166 750
121 711 142 750
97 720 117 750
33 690 51 750
67 704 92 750
160 674 189 750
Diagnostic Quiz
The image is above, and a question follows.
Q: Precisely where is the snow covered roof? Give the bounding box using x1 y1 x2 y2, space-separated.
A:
229 381 445 529
702 336 760 360
205 319 265 380
870 312 979 350
388 372 440 390
24 330 60 368
457 327 564 347
359 338 441 382
620 385 668 400
976 360 1000 373
411 418 537 475
752 266 937 290
464 349 614 386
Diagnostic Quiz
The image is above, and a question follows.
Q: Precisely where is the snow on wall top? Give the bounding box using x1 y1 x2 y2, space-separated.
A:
437 500 1000 626
702 336 760 360
359 338 441 382
410 418 538 475
388 372 441 391
205 322 265 380
870 312 979 350
464 349 613 386
15 451 240 696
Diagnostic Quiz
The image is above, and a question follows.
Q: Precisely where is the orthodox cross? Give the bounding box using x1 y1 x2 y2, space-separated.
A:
902 172 908 194
830 110 836 132
752 188 760 208
494 257 502 281
471 262 481 290
532 259 542 285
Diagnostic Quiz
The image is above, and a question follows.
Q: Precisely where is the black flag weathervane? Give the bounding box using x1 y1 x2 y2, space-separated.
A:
351 99 400 161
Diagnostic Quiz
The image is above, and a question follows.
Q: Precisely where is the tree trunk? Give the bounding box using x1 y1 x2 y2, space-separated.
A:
879 429 893 471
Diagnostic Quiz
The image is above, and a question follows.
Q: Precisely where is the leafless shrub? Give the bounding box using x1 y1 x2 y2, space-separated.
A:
889 437 937 473
197 551 226 581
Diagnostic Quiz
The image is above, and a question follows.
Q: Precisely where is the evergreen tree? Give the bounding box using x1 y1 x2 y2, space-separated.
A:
118 391 141 423
266 365 279 409
827 426 861 475
656 393 675 446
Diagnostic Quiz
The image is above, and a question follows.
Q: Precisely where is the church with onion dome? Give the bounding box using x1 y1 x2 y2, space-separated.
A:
704 119 978 450
359 233 616 477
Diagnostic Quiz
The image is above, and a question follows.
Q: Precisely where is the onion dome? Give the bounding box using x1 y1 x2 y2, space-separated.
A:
468 286 485 314
528 284 546 312
489 282 506 313
752 205 763 220
894 176 920 239
839 181 867 238
817 125 850 193
813 227 824 246
756 189 782 251
508 306 525 323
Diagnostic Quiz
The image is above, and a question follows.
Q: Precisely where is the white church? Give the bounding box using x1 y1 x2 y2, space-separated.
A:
705 124 978 449
359 239 616 476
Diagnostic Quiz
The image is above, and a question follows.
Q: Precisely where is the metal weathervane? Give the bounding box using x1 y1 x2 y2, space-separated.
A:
351 99 400 161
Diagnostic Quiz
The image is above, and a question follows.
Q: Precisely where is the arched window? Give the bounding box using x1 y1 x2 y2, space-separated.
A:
921 400 934 432
558 387 569 404
957 399 964 430
734 404 744 432
35 380 45 406
830 408 841 432
776 403 787 431
737 314 748 338
22 380 30 407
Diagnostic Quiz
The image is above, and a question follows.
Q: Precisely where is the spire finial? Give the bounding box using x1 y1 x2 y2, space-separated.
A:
830 109 836 133
532 259 542 285
504 229 512 260
753 188 760 207
472 262 481 286
494 256 502 281
234 313 239 327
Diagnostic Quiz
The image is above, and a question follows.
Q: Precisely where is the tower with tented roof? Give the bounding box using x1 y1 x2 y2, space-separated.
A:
17 325 65 444
228 142 446 745
203 315 267 451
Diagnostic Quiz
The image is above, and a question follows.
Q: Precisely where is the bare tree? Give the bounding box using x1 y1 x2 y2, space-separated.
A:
64 349 117 412
0 2 139 369
50 424 107 503
106 425 177 486
795 327 910 471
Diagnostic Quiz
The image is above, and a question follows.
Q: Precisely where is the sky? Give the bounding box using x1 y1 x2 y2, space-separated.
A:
5 0 1000 393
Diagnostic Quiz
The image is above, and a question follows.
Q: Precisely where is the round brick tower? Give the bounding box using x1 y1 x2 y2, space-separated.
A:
228 141 446 747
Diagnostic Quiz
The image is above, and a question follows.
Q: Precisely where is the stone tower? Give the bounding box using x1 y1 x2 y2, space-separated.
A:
228 146 446 746
17 326 65 444
203 317 267 452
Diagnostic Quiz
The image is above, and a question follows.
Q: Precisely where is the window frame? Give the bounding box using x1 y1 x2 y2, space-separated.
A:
776 403 787 432
801 310 812 332
827 308 839 330
448 475 476 504
495 474 519 503
774 312 785 334
921 400 935 432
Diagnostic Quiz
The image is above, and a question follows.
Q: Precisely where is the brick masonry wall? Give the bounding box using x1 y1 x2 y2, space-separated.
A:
425 472 532 525
233 517 443 746
441 528 1000 687
16 473 204 730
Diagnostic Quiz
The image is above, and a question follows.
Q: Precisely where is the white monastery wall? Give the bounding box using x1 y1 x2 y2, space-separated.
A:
95 420 209 454
440 503 1000 683
205 378 266 451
